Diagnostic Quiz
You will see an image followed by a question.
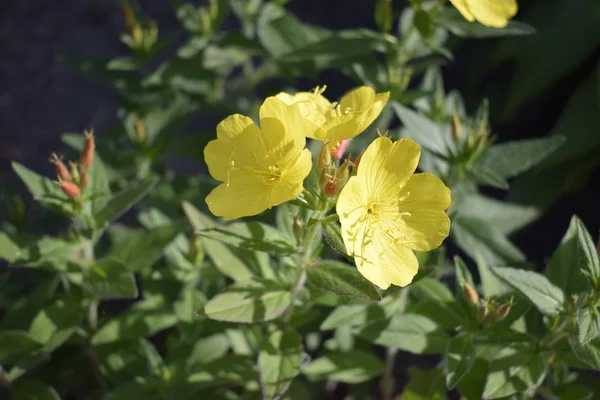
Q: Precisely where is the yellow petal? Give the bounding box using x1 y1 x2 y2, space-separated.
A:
337 176 370 251
357 137 420 199
205 119 262 181
356 233 419 289
466 0 517 28
205 174 270 220
260 96 325 141
269 149 312 206
395 173 451 252
449 0 475 22
216 114 257 139
323 88 389 143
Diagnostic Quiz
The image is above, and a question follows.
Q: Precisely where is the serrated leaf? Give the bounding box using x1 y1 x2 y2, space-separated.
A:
322 220 351 260
435 8 535 38
182 201 255 280
469 167 509 190
445 334 476 389
302 350 383 383
12 379 61 400
88 155 112 215
578 308 600 345
482 346 546 399
307 260 381 301
259 329 303 400
0 330 43 364
393 103 451 156
545 216 592 296
358 314 449 354
83 259 138 299
569 337 600 370
197 222 296 255
454 256 474 288
452 217 525 266
492 266 564 316
12 162 76 215
574 217 600 287
95 178 158 229
12 236 84 270
202 278 292 323
474 136 565 179
92 298 178 345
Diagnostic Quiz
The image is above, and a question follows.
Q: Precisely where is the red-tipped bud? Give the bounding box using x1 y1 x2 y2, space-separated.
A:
80 129 95 171
80 170 90 190
493 303 511 323
50 153 72 182
323 177 339 197
462 283 479 306
330 139 351 160
337 158 352 186
354 153 364 170
59 181 81 199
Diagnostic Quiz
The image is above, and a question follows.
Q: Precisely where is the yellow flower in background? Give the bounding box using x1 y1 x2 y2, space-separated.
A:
336 137 451 289
449 0 518 28
204 97 319 220
276 86 390 147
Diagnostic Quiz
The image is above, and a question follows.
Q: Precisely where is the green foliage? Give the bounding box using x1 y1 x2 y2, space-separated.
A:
1 0 599 399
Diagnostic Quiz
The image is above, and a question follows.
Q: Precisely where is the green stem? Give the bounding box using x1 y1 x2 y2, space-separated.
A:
381 347 398 400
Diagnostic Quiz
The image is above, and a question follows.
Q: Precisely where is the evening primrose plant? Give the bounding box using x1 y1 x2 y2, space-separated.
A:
2 0 600 400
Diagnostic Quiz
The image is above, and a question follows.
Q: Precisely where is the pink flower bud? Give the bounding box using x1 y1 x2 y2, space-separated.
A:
330 139 351 160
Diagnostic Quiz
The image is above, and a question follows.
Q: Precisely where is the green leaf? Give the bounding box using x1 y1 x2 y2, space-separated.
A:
320 303 390 331
578 308 600 345
492 266 564 316
473 136 566 179
0 232 21 263
12 379 60 400
302 350 384 384
88 155 112 215
13 236 85 270
107 224 181 273
574 217 600 287
0 330 42 364
182 201 255 280
28 298 83 353
257 3 330 59
92 298 178 345
393 103 451 156
451 217 525 266
435 8 535 38
12 162 76 215
454 194 540 236
307 260 381 301
197 222 296 255
401 367 448 400
258 329 303 400
83 259 138 299
358 314 449 354
414 278 467 327
445 333 476 389
95 177 158 229
569 337 600 370
468 167 509 190
545 216 591 296
482 346 546 399
454 256 474 288
202 278 292 323
96 339 163 385
322 220 351 260
476 256 509 298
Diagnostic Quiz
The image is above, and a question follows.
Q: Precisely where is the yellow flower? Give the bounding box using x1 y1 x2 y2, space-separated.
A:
275 86 390 147
204 97 319 220
449 0 518 28
336 137 451 289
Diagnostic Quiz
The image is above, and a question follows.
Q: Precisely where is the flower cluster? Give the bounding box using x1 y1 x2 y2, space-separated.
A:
204 86 451 289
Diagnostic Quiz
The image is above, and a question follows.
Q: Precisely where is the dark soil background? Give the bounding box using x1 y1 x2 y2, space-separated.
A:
0 0 599 397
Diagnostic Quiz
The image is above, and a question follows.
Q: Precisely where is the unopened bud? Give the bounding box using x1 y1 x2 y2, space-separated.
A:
477 303 489 321
323 177 339 197
571 294 579 309
133 113 146 144
50 153 71 182
330 139 351 160
337 159 352 186
462 282 479 306
69 161 80 183
292 216 304 245
317 143 332 172
451 114 462 141
80 129 95 171
59 180 81 199
354 153 363 171
80 170 90 190
493 302 512 323
189 232 204 266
